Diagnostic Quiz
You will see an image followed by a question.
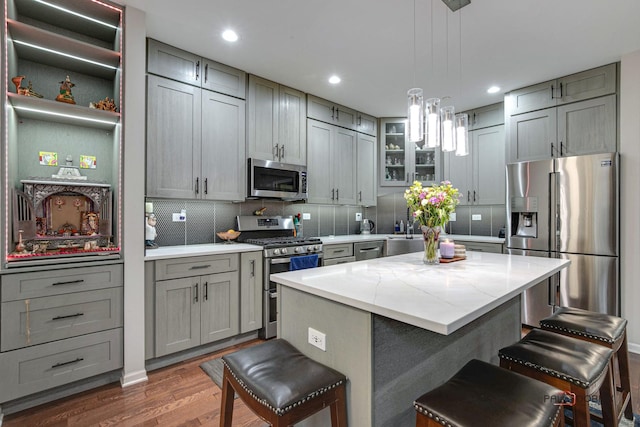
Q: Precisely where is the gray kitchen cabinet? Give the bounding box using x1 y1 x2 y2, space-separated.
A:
247 75 306 165
356 112 378 137
507 94 616 163
454 240 503 254
322 243 355 265
467 102 504 130
380 118 440 187
154 254 240 357
147 38 246 99
507 63 616 116
146 75 245 201
240 252 263 333
307 119 357 205
307 95 358 130
356 133 377 206
444 125 505 206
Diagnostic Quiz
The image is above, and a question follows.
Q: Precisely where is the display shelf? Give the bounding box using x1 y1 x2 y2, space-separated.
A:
8 19 120 79
14 0 121 43
8 92 120 129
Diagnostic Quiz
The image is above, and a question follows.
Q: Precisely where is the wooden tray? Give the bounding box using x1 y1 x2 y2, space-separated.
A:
439 256 466 263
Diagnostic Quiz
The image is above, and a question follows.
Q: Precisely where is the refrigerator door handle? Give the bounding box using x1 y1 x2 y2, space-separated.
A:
549 172 559 252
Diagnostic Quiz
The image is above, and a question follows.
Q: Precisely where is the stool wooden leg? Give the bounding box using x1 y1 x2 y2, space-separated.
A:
618 333 634 420
220 366 235 427
329 384 348 426
599 363 617 427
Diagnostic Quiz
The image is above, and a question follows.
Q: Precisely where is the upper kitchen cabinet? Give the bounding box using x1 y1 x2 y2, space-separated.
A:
356 112 377 137
379 118 440 188
307 119 357 205
2 0 124 264
356 133 377 206
507 63 616 116
506 63 618 163
247 75 306 166
467 102 504 130
307 95 357 130
147 38 246 99
147 72 245 201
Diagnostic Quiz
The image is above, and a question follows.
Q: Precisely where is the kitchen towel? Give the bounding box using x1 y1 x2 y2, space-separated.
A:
289 254 319 271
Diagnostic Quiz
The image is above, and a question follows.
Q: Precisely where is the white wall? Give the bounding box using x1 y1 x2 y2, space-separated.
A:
620 50 640 352
121 5 148 386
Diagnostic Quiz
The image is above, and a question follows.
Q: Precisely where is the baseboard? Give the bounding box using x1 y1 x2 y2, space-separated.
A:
120 370 148 388
628 341 640 354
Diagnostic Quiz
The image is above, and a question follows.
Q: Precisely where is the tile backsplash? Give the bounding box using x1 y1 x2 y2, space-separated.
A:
147 192 506 247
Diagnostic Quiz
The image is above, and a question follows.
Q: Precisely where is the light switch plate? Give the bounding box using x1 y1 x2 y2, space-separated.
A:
302 213 311 220
472 214 482 221
449 213 456 222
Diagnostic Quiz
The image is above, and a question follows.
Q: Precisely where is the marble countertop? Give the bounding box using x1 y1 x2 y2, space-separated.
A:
271 251 569 335
318 234 504 245
144 243 262 261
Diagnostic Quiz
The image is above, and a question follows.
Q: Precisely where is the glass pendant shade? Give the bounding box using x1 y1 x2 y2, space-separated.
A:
455 113 469 156
440 106 456 152
407 88 424 143
425 98 441 148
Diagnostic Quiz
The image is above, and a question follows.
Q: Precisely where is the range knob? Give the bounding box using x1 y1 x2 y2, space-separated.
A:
314 245 320 251
294 247 302 253
273 249 280 255
281 248 288 255
306 246 314 252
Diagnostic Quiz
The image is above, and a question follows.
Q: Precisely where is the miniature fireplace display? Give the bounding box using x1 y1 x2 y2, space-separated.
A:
10 178 117 260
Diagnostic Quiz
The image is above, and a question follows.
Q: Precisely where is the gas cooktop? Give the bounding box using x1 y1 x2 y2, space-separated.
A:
244 236 322 249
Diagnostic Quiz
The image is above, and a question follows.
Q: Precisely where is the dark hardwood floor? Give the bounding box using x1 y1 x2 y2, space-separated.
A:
4 338 640 426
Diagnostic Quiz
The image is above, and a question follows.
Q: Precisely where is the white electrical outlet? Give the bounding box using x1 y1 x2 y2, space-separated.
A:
472 214 482 221
449 212 457 222
172 212 186 222
302 213 311 220
355 212 362 221
308 327 326 351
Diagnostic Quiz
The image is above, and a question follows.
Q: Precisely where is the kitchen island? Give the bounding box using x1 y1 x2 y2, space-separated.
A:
271 251 570 427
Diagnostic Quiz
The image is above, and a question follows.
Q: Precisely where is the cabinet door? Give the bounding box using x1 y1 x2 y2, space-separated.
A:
357 112 377 136
558 63 616 105
201 59 246 99
508 108 556 163
307 120 334 203
147 75 201 198
474 125 506 205
307 95 335 123
557 94 616 156
443 148 472 206
334 105 357 130
380 119 409 187
279 85 307 165
507 80 556 116
240 252 263 333
468 102 504 130
201 90 246 201
357 133 377 206
155 277 201 357
333 127 357 205
147 39 201 86
247 75 279 162
200 272 239 344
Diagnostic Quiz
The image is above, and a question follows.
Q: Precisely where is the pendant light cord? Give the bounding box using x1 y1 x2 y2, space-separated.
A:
413 0 417 86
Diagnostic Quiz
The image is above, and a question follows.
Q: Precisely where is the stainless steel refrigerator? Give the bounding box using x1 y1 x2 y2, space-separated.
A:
506 152 619 327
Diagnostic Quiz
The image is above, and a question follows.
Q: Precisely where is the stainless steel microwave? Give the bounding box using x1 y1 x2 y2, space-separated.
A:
248 158 308 200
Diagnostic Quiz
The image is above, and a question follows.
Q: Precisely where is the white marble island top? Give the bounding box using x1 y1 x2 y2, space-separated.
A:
271 251 569 335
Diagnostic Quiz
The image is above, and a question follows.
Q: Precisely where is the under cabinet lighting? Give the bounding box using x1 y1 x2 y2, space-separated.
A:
13 40 118 70
12 105 118 126
34 0 118 29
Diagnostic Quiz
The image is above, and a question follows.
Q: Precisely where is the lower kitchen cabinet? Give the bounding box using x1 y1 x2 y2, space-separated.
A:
240 251 263 333
455 240 503 253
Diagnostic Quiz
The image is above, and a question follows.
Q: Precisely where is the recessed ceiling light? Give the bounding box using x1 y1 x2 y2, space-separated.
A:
487 86 500 94
222 29 238 42
328 75 341 84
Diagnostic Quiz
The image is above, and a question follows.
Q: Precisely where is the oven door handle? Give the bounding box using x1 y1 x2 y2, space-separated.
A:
270 254 323 265
268 289 278 299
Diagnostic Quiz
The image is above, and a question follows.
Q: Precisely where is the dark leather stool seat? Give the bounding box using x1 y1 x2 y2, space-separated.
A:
414 359 565 427
540 307 634 422
499 328 616 427
219 339 348 426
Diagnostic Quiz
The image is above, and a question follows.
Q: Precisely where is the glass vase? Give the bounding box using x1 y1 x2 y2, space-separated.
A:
421 226 440 264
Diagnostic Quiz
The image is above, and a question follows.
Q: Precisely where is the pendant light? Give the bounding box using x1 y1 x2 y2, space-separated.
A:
455 113 469 156
425 97 440 148
440 105 456 152
407 0 424 143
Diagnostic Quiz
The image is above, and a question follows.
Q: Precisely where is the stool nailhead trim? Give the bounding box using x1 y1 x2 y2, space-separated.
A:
498 354 598 388
540 322 617 345
222 359 345 416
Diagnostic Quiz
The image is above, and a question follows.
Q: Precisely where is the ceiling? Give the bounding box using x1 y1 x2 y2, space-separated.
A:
112 0 640 118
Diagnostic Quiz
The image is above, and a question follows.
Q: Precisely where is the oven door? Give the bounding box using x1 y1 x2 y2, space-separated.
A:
263 254 322 339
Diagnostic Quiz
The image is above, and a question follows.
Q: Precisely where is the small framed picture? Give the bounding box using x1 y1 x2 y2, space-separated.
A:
80 211 99 235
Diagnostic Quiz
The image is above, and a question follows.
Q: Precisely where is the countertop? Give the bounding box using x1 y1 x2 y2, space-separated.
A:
144 243 262 261
271 251 568 335
319 233 504 245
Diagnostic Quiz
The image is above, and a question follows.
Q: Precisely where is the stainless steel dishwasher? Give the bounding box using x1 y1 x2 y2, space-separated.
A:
354 241 384 261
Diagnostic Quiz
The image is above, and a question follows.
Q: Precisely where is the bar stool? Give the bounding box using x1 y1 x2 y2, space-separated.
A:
499 328 616 427
414 359 565 427
219 338 348 427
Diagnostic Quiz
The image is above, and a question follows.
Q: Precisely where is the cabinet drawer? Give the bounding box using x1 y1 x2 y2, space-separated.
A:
155 254 238 280
323 256 356 266
323 244 354 259
1 288 123 352
457 241 503 254
0 328 123 403
1 264 123 302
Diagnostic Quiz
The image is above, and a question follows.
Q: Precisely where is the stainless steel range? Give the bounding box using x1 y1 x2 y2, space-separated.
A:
236 215 323 339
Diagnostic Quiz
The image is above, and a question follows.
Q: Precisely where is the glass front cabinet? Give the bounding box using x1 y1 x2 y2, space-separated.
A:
379 118 440 187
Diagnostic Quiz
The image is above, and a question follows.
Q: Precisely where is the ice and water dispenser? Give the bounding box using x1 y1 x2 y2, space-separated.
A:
510 197 538 238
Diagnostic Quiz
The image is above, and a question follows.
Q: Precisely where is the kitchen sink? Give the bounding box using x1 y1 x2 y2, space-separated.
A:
384 236 424 256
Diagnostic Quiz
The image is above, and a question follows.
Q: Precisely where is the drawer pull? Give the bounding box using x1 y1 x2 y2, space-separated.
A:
52 279 84 286
333 249 345 253
189 265 211 270
52 357 84 369
52 312 84 321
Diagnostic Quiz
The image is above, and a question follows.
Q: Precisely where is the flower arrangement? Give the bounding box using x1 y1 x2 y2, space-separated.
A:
404 180 460 228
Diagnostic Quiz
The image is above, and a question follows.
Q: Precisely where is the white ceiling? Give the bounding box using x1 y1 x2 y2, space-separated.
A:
113 0 640 118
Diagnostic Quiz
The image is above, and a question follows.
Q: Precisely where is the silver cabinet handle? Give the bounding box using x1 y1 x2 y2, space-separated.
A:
273 144 279 160
195 177 199 194
204 178 208 195
335 108 340 121
204 63 208 83
336 188 339 201
52 279 83 286
406 173 410 183
52 357 83 369
52 312 84 321
279 145 285 160
550 142 554 157
195 60 200 81
194 284 198 303
473 191 476 202
331 106 335 120
250 259 255 277
189 264 211 270
359 191 362 202
204 282 208 301
467 191 471 202
331 188 335 200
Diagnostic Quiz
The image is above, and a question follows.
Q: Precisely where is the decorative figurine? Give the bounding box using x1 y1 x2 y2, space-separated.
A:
145 213 159 249
26 80 43 98
81 212 99 235
89 97 118 112
15 229 26 253
56 75 76 104
12 75 27 95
